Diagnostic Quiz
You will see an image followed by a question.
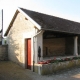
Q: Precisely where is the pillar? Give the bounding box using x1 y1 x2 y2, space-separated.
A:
74 36 78 56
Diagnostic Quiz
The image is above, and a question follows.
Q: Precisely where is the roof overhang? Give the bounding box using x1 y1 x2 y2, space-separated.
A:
43 30 78 39
42 28 80 35
4 7 80 36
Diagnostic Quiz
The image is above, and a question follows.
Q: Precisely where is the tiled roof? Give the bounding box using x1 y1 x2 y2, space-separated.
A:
20 8 80 35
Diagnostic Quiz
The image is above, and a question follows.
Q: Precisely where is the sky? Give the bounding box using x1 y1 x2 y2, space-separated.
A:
0 0 80 35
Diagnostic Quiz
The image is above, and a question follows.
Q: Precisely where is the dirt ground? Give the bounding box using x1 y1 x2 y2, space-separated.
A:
0 61 80 80
0 61 32 80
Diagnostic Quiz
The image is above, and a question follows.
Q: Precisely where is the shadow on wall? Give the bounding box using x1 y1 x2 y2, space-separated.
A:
7 34 25 68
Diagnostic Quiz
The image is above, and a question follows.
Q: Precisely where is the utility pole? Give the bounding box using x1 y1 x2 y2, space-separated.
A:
2 9 3 42
0 9 3 45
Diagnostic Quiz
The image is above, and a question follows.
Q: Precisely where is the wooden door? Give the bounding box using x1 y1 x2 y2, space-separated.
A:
27 39 31 70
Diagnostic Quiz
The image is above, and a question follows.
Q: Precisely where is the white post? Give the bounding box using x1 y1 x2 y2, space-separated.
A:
74 36 78 56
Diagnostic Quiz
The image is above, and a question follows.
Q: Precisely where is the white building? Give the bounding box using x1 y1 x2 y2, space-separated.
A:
4 7 80 74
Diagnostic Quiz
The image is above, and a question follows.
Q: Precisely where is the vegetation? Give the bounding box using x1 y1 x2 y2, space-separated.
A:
38 56 80 64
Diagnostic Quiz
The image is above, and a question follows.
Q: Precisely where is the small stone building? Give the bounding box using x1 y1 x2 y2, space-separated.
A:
4 8 80 72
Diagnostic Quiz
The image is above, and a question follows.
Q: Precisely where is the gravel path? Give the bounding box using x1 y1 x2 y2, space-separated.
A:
0 61 80 80
27 68 80 80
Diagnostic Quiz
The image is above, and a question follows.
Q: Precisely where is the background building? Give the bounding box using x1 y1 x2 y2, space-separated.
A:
0 10 3 45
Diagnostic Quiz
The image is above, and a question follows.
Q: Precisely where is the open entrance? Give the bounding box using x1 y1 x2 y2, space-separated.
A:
43 31 78 59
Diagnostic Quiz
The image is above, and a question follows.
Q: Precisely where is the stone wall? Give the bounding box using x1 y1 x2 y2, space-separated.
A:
7 12 35 68
34 60 80 75
43 38 65 57
0 45 8 60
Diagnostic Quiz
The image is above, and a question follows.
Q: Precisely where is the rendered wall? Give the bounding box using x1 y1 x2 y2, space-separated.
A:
7 12 35 68
34 32 43 63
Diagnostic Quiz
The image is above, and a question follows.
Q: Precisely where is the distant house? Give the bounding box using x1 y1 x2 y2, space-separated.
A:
4 8 80 72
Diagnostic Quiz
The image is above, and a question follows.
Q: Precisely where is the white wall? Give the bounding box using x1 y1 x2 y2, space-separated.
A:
34 31 43 63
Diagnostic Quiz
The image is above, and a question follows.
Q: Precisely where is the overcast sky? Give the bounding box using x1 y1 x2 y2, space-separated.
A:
0 0 80 35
